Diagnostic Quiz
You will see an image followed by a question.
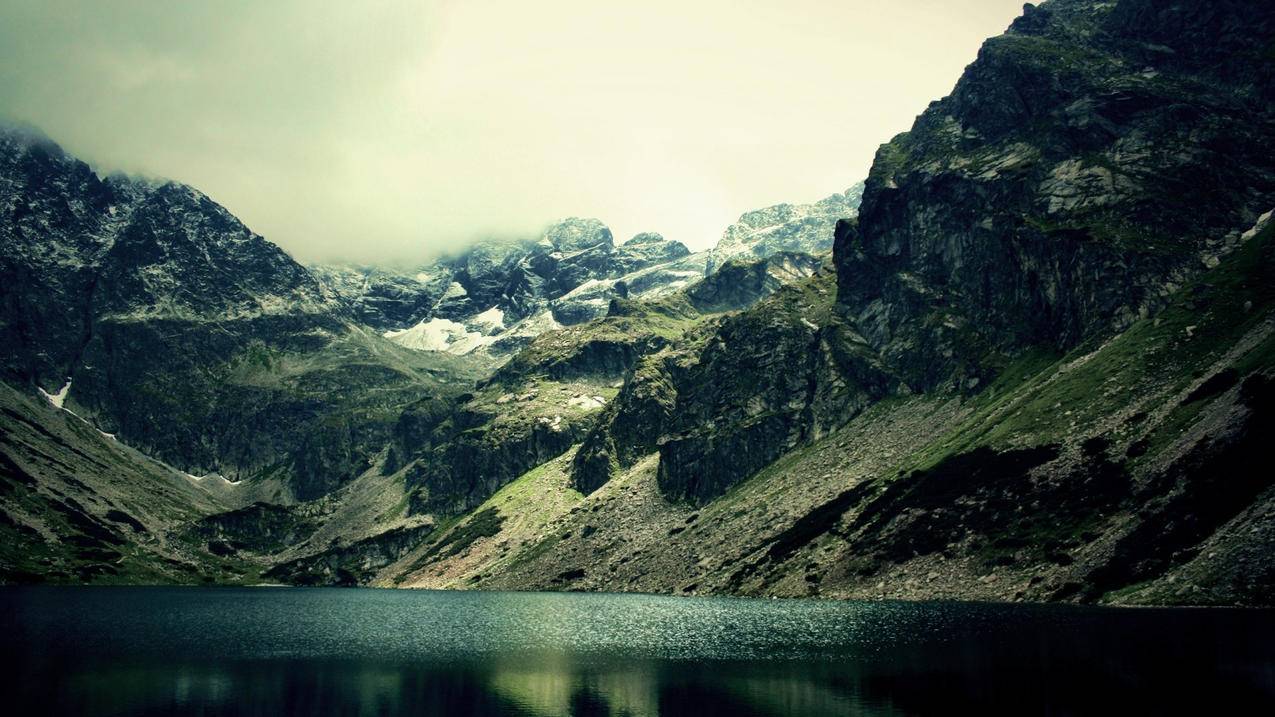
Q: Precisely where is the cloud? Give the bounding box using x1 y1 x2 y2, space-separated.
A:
0 0 1027 263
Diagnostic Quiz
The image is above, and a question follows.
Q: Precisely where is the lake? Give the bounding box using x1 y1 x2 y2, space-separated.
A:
2 587 1272 716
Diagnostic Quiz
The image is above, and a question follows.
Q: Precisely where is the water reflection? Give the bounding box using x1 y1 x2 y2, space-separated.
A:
3 587 1274 716
26 658 887 716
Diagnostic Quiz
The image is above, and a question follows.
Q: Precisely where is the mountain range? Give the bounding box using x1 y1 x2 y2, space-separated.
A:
1 0 1272 607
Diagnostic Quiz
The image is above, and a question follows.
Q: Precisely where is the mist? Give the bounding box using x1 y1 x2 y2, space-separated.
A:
0 0 1027 264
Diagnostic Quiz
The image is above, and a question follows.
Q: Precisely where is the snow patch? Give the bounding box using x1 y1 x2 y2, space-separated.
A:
471 306 506 333
184 472 242 487
567 395 607 411
1241 209 1274 242
442 281 468 299
384 317 496 354
37 379 124 441
38 379 72 409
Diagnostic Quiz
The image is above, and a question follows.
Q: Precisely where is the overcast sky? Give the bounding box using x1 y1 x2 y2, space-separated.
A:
0 0 1027 263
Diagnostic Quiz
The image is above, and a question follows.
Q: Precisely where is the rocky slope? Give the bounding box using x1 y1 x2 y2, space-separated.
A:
361 0 1275 605
391 214 1275 607
0 381 251 584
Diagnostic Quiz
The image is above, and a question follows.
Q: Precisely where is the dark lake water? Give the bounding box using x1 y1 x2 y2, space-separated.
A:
2 587 1273 716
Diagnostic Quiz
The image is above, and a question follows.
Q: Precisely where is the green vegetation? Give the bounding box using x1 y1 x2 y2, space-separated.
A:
417 508 504 562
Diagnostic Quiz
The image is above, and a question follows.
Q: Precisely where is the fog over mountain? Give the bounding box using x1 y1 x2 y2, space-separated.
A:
0 0 1025 263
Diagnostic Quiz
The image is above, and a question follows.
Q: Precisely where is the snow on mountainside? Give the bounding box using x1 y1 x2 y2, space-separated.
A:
314 184 863 357
313 223 704 356
383 317 497 354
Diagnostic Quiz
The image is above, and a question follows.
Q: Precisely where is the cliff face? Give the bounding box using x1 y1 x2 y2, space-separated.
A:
564 0 1275 507
835 0 1275 390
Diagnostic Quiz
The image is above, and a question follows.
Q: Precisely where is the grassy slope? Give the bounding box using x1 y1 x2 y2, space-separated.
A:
8 225 1268 601
0 382 259 584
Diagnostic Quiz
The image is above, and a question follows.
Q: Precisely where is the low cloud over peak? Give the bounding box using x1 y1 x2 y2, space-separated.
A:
0 0 1027 264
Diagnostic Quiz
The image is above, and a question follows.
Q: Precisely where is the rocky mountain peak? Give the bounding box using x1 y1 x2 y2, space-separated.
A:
541 217 614 252
705 182 863 275
625 232 666 246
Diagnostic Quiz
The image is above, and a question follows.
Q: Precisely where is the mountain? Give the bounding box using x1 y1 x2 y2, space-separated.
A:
312 222 705 357
0 123 842 584
353 0 1275 605
312 185 865 359
4 0 1273 607
704 183 864 275
0 125 481 501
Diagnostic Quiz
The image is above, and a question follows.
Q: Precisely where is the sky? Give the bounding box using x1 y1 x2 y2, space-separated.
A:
0 0 1027 264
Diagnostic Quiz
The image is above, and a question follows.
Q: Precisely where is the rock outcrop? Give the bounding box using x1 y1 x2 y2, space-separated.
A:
835 0 1275 390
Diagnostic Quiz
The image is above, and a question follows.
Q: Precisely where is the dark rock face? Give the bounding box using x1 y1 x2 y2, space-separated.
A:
653 279 892 504
407 415 587 515
193 502 319 554
686 252 823 314
571 352 679 495
264 524 434 586
573 268 894 501
835 0 1275 391
0 127 325 390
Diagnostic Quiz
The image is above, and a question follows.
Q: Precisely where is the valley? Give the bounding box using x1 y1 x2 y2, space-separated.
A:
2 0 1273 609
